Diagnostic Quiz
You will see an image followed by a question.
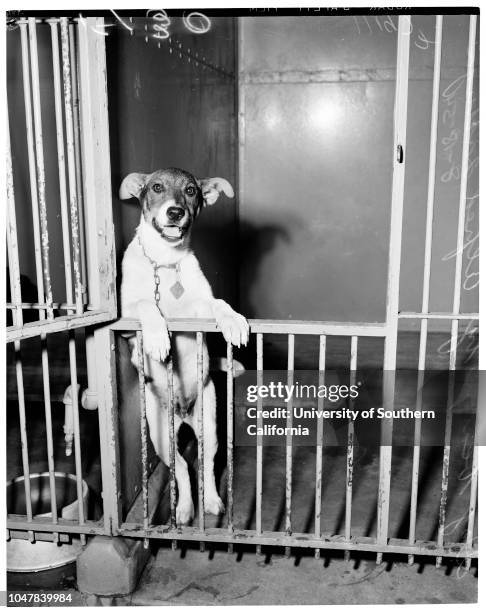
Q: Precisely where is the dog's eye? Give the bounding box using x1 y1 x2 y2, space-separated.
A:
152 183 163 193
186 185 196 196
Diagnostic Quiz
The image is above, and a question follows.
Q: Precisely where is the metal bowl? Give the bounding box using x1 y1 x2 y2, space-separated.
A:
7 472 88 573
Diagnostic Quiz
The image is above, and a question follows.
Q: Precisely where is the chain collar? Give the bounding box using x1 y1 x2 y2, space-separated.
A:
138 235 185 305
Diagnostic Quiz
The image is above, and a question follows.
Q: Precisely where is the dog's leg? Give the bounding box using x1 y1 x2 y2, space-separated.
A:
191 378 225 516
144 385 194 525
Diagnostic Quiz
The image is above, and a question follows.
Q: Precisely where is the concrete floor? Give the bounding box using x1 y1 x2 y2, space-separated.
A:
126 546 478 606
7 547 478 606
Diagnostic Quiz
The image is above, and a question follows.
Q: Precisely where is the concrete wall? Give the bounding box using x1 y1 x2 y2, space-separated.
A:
238 15 479 325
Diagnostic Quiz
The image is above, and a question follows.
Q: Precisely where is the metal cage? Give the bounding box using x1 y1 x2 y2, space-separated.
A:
5 14 478 582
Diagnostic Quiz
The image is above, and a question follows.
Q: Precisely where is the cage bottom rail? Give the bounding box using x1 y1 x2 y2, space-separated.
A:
115 524 477 559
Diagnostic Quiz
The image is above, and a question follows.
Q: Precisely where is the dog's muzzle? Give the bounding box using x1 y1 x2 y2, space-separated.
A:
152 218 188 242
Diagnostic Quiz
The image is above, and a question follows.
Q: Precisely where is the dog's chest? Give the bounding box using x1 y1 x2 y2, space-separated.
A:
137 257 200 316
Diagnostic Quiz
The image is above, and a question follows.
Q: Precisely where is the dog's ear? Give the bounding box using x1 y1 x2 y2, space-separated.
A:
198 177 234 206
119 173 149 201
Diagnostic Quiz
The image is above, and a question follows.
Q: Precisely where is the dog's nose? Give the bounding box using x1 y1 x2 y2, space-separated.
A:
166 206 185 222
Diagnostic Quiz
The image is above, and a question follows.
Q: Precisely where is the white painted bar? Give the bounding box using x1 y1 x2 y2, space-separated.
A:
19 22 45 317
48 19 74 309
7 119 33 539
28 18 54 320
136 331 149 549
285 334 295 557
69 21 88 299
167 358 177 533
226 341 234 552
7 310 114 342
377 15 411 563
256 333 263 554
344 336 358 561
60 18 83 315
196 332 205 544
6 118 23 328
452 15 477 319
110 318 386 337
314 335 326 559
76 18 117 317
465 418 478 571
408 15 443 566
68 332 86 545
437 15 476 567
399 312 478 320
94 326 122 534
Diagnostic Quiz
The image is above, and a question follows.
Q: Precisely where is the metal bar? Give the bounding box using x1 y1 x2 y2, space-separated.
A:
28 18 54 319
12 389 34 540
465 417 478 571
48 19 74 310
256 333 263 554
167 358 177 532
40 336 58 538
6 302 90 310
408 15 443 566
398 312 479 320
226 341 234 553
196 332 205 550
94 326 122 534
19 22 46 318
137 331 149 549
437 371 455 567
314 335 326 559
7 310 114 342
285 334 295 557
7 120 34 542
6 118 23 330
7 517 105 536
237 16 245 257
436 15 476 568
344 336 358 562
408 366 424 566
60 17 83 315
28 24 63 528
452 14 477 320
110 318 387 337
377 15 411 565
69 21 88 302
76 17 116 317
115 525 477 558
68 331 86 544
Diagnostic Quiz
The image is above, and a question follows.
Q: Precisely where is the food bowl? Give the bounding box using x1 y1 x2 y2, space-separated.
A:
7 472 88 573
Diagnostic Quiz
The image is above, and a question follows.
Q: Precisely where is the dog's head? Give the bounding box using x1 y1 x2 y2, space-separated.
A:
119 167 234 247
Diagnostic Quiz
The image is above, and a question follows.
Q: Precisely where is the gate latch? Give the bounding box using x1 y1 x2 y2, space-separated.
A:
397 144 404 164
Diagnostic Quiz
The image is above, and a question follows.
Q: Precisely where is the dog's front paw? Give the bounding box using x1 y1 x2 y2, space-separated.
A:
176 497 194 526
142 324 171 362
204 491 225 516
215 311 249 348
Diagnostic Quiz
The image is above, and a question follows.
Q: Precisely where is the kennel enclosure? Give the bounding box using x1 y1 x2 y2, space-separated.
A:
6 11 479 595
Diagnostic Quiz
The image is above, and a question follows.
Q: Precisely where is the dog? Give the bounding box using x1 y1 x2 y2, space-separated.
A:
119 167 249 525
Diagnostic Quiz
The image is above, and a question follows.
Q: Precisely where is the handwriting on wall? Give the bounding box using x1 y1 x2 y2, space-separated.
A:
79 9 212 40
352 15 437 50
438 68 479 302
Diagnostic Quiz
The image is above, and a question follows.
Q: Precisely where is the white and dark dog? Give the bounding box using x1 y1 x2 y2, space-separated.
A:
120 167 249 525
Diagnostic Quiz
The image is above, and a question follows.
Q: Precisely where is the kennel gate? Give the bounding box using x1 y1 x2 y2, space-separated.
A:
6 13 478 576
